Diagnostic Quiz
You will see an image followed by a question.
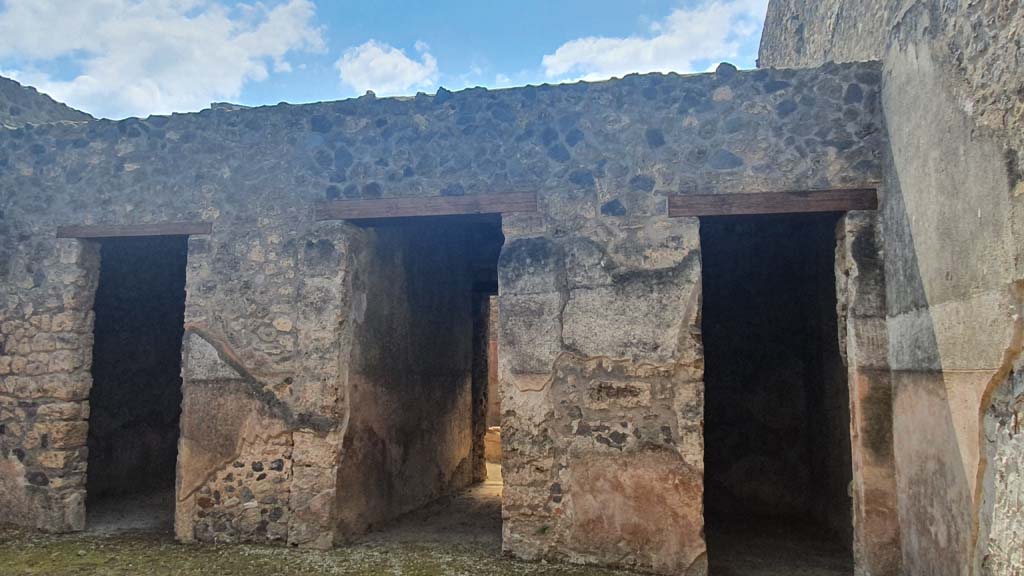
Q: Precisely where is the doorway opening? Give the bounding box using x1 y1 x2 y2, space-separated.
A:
483 295 502 474
334 214 504 551
700 213 854 575
85 236 188 534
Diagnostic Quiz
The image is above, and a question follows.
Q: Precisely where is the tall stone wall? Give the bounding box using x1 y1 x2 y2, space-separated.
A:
499 210 705 574
486 298 501 428
761 2 1024 575
0 239 98 532
0 60 884 570
175 222 355 548
978 357 1024 575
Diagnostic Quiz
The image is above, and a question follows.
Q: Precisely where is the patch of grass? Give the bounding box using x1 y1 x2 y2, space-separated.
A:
0 527 642 576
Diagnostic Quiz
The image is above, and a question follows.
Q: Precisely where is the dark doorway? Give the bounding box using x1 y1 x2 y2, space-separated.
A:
86 236 188 532
335 214 504 550
700 213 853 574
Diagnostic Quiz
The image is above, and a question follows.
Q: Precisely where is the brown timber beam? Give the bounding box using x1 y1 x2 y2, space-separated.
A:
667 188 877 217
56 222 213 238
315 192 537 221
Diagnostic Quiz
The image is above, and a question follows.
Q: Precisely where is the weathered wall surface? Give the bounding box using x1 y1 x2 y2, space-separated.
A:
175 222 354 548
470 292 492 482
0 239 97 532
836 211 902 575
499 212 706 575
0 61 883 568
761 2 1024 574
333 221 492 539
978 358 1024 575
0 76 91 129
486 298 500 428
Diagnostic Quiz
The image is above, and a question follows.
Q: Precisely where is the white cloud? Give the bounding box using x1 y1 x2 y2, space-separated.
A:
0 0 324 119
541 0 768 81
335 40 438 96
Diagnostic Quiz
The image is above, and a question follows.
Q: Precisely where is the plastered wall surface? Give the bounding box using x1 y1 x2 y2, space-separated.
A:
761 2 1024 574
836 211 902 575
498 209 707 574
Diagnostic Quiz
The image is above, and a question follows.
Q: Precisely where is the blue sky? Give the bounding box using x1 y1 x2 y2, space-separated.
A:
0 0 769 119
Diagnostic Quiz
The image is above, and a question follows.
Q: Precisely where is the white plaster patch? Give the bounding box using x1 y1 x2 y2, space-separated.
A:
184 333 242 381
351 291 367 323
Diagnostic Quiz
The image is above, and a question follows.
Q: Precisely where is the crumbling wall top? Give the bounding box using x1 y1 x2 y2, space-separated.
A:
0 61 883 234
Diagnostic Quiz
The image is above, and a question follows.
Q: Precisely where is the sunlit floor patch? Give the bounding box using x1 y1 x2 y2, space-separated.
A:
359 462 503 549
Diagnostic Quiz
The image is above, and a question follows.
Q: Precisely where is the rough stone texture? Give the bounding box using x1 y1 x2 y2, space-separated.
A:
174 374 294 545
0 62 884 573
484 427 502 463
471 292 493 484
173 222 353 550
0 76 92 129
978 359 1024 575
835 212 902 576
486 298 500 428
0 239 98 533
498 212 707 575
761 2 1024 574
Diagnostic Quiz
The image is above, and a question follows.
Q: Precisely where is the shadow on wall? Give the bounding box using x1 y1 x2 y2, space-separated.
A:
882 137 977 576
333 216 503 541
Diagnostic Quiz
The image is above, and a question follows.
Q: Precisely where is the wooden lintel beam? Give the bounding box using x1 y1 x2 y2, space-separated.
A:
57 222 213 239
315 192 536 221
667 188 878 217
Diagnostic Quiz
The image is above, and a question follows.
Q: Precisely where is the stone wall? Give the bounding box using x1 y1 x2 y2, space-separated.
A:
498 211 705 575
977 357 1024 575
0 76 92 129
470 292 492 482
0 239 98 532
175 223 355 548
761 2 1024 574
0 60 884 571
486 298 500 428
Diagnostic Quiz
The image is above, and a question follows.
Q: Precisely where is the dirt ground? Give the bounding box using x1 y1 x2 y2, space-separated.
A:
0 464 852 576
706 517 853 576
0 464 633 576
